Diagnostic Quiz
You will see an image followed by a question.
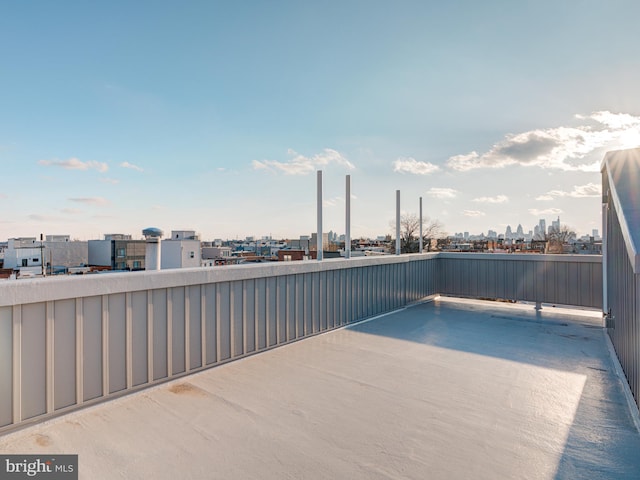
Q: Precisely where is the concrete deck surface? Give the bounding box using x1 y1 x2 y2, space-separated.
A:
1 297 639 479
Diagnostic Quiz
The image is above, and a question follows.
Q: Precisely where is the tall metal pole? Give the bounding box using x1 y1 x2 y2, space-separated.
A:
395 190 401 255
345 175 351 259
419 197 423 253
317 170 323 261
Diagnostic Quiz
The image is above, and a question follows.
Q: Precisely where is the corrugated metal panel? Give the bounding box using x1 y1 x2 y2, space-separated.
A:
188 285 202 369
606 194 640 409
54 299 76 410
109 293 127 393
241 280 254 354
131 291 148 386
204 284 217 365
83 296 103 399
437 254 602 308
0 307 11 427
5 253 607 432
21 302 46 420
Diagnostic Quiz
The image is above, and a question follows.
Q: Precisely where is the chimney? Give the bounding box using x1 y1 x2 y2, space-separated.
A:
142 227 164 270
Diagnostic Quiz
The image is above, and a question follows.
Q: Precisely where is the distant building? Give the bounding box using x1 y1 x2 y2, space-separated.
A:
0 241 6 268
277 250 317 261
88 234 145 270
538 219 546 239
202 246 232 259
3 238 44 276
4 236 88 275
43 236 88 272
310 232 329 249
161 230 201 269
289 236 312 253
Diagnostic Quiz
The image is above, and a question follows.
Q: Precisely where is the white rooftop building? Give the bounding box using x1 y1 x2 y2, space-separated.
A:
161 230 201 269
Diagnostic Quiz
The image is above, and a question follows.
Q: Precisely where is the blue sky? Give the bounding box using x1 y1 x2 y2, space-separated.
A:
2 1 639 240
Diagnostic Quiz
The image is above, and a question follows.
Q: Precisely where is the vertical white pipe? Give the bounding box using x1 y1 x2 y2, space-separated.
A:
317 170 323 261
602 201 608 318
396 190 401 255
419 196 423 253
345 175 351 259
145 240 161 271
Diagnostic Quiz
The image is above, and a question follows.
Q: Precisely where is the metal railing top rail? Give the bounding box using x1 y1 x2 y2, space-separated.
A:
0 251 602 309
438 252 601 263
602 147 640 273
0 253 440 307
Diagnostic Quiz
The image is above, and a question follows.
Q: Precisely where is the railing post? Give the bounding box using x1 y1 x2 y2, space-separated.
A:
419 196 423 254
396 190 401 255
317 170 323 261
345 175 351 259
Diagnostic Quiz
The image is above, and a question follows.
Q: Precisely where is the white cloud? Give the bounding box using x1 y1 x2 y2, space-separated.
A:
323 196 342 207
252 148 354 175
69 197 109 206
38 158 109 173
541 182 601 199
392 157 440 175
120 161 144 172
529 207 563 216
472 195 508 204
426 187 457 199
536 195 554 201
101 178 120 185
61 208 82 214
463 210 485 217
447 111 640 172
28 214 60 222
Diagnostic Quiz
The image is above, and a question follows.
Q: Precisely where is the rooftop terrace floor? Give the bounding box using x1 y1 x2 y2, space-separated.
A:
2 297 639 479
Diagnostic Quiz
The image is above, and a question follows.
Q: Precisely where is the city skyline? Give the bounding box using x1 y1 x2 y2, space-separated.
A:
2 1 640 240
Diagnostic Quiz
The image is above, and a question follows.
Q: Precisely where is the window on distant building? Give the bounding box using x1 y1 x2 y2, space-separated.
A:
190 251 195 258
22 259 28 267
133 261 141 269
116 248 125 257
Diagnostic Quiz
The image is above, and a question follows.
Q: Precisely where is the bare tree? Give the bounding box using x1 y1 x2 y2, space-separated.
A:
389 213 445 253
545 225 576 254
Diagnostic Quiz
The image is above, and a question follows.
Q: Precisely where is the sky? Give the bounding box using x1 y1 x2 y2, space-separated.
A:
1 1 640 241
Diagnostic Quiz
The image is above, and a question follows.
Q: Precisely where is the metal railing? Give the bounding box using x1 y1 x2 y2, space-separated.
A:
0 254 439 433
602 148 640 411
0 249 606 433
439 253 602 309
